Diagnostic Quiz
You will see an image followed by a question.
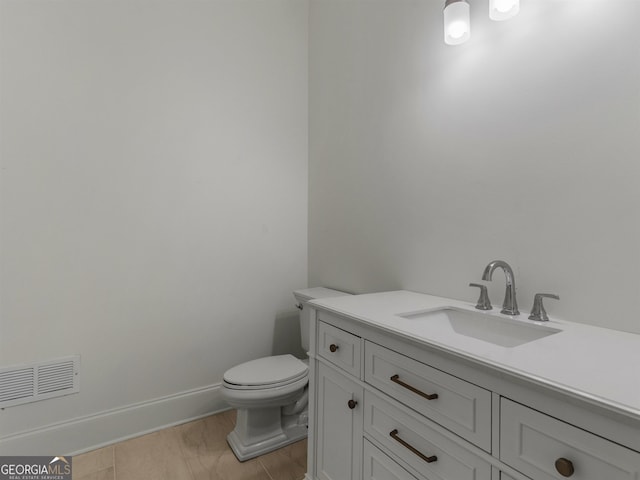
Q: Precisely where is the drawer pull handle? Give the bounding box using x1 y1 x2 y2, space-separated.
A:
390 375 439 400
329 344 339 353
555 458 575 477
347 399 357 409
389 429 437 463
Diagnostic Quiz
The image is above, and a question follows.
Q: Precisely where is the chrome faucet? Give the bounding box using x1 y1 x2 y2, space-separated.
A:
528 293 559 322
482 260 519 316
469 283 492 310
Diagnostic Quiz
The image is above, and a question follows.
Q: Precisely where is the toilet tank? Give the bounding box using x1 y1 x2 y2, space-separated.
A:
293 287 352 353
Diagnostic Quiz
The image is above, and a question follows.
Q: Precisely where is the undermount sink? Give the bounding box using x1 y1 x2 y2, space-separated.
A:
397 308 560 348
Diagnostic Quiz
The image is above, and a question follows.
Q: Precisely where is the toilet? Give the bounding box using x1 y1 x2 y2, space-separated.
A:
222 287 351 462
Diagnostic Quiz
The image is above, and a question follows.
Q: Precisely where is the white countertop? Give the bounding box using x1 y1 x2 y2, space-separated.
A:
309 290 640 421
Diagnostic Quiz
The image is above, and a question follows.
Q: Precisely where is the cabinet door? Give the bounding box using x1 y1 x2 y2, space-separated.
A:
501 398 640 480
316 362 363 480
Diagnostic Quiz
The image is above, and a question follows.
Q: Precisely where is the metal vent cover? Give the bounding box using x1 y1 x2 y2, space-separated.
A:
0 355 80 408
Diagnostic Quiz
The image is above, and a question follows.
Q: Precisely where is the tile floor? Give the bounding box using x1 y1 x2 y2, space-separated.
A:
73 410 307 480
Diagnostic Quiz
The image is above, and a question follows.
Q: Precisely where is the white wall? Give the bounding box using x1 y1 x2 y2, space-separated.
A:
0 0 308 453
309 0 640 334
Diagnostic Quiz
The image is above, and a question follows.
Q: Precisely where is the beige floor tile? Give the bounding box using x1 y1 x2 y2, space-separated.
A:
114 429 193 480
73 466 115 480
219 409 236 424
258 439 307 480
73 410 306 480
73 446 114 478
186 449 271 480
174 413 234 459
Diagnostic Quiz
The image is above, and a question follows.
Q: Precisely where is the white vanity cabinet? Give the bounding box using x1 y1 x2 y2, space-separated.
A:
306 299 640 480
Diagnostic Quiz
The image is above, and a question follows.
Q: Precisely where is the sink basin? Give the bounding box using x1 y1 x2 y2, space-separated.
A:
397 308 560 347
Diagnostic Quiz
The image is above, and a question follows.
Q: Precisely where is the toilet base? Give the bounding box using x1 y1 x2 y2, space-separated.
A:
227 407 308 462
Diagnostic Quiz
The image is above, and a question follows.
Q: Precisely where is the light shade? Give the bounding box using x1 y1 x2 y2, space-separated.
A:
489 0 519 21
444 0 471 46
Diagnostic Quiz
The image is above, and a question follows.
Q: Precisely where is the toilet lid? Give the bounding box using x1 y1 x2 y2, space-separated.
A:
223 354 308 387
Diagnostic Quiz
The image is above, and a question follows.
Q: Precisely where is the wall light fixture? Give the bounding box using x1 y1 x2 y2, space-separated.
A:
444 0 520 45
489 0 519 21
444 0 471 45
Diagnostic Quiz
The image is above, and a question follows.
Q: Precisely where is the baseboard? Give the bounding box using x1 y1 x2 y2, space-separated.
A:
0 383 228 455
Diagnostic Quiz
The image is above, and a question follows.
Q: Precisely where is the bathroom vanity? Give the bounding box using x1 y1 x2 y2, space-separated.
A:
304 291 640 480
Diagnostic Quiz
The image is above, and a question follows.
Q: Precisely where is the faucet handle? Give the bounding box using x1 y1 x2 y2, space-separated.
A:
528 293 559 322
469 283 492 311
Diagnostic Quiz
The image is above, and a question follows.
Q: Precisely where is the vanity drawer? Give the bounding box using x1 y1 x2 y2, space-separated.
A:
364 341 491 451
318 321 361 377
500 398 640 480
364 391 492 480
364 439 418 480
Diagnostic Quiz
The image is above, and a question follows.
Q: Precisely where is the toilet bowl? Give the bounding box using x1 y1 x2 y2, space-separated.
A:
223 354 309 461
222 287 351 461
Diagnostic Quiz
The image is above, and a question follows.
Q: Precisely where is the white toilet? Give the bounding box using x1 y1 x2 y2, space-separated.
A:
222 287 351 461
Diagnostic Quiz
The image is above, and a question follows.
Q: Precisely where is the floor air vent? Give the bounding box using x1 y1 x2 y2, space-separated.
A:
0 355 80 408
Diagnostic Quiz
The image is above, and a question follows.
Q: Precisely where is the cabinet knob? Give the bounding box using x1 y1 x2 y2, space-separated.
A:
555 458 574 477
329 344 339 353
347 399 357 409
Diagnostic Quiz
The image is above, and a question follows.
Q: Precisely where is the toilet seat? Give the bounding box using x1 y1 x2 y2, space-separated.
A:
224 354 308 391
